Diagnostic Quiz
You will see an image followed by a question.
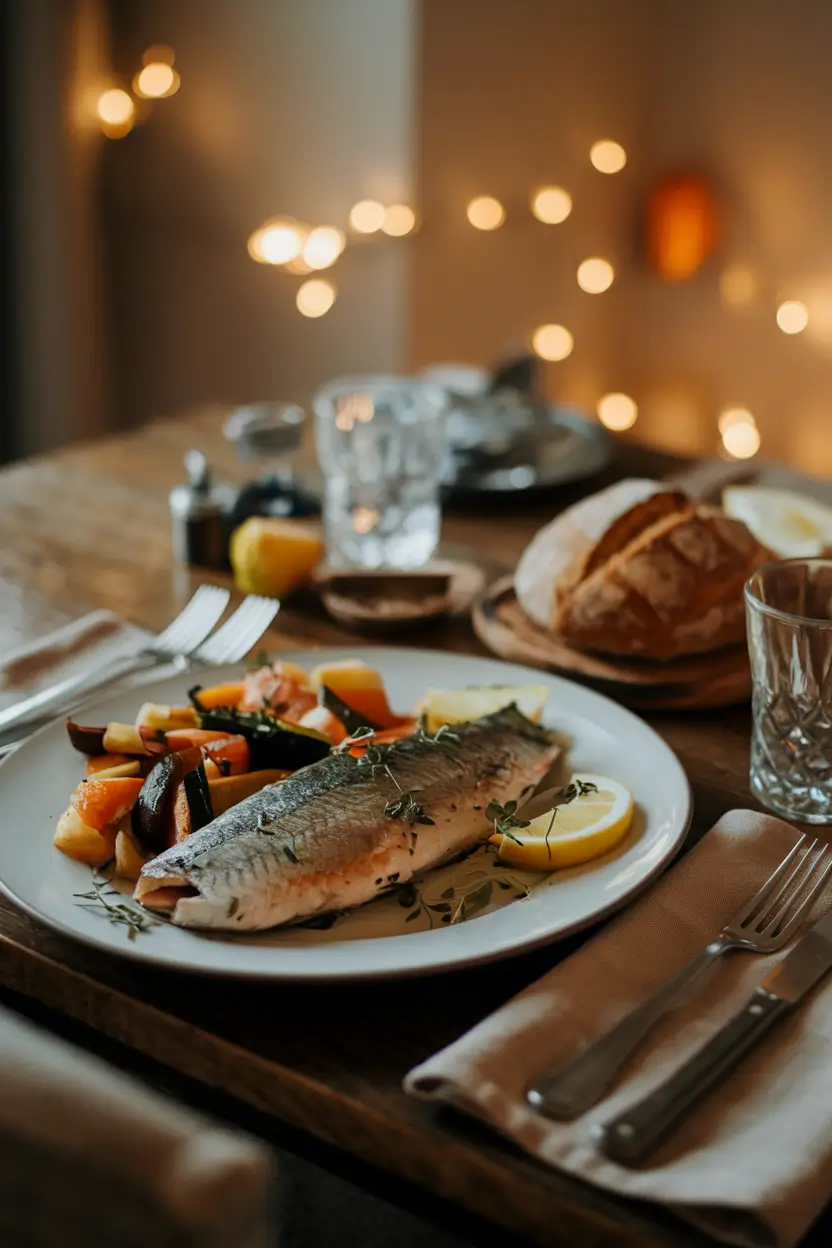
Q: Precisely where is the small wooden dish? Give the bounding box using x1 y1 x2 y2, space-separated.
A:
313 561 485 635
472 575 751 710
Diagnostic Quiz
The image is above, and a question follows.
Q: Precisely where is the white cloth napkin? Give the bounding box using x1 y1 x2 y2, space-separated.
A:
406 811 832 1248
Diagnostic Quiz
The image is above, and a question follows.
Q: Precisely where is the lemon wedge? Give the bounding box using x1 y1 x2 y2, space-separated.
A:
416 685 549 733
229 517 324 600
723 486 832 559
491 773 634 871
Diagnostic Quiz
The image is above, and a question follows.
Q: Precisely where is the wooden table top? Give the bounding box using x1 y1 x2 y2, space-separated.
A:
0 411 815 1247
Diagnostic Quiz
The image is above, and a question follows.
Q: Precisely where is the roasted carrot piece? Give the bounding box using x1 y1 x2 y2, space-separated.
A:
70 777 145 832
189 681 246 710
348 720 417 757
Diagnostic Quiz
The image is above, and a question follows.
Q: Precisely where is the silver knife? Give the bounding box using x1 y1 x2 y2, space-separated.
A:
595 903 832 1166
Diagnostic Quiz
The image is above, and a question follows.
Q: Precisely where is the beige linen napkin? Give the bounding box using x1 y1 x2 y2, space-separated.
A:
0 1005 276 1247
406 811 832 1248
0 611 155 713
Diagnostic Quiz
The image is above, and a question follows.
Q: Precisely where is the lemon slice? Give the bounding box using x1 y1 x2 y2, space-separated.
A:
723 486 832 559
491 772 634 871
416 685 549 733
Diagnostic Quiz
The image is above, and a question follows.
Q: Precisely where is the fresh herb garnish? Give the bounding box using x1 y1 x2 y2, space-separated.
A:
485 799 530 846
334 726 376 753
283 844 300 864
384 788 435 826
74 873 159 941
541 778 599 859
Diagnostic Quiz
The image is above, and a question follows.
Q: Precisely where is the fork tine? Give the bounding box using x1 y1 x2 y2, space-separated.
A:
761 846 832 938
747 838 818 930
155 586 230 653
734 834 810 928
195 596 280 665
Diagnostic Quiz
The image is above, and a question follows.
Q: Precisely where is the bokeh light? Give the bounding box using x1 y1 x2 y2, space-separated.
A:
381 204 416 236
597 393 637 431
532 324 574 361
96 88 134 126
590 140 627 174
577 257 615 293
776 300 809 335
467 196 505 230
531 187 572 224
718 406 756 436
296 279 336 318
722 421 761 459
134 62 180 99
248 219 305 265
302 226 345 270
720 265 758 308
349 200 385 233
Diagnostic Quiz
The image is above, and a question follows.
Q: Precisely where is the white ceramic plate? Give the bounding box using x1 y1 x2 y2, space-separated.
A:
0 648 691 980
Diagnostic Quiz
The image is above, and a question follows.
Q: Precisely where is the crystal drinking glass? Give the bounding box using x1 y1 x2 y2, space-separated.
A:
313 375 447 568
745 558 832 824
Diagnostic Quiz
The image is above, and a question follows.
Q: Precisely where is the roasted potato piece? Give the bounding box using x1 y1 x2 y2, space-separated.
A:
114 827 148 881
54 807 116 867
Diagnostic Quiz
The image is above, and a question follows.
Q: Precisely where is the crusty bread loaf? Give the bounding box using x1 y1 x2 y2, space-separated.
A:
515 479 774 661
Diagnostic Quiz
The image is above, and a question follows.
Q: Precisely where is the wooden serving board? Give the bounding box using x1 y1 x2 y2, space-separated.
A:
472 575 752 710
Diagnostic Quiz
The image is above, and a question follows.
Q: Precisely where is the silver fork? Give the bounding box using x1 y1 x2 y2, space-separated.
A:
0 585 231 742
527 835 832 1120
191 594 280 666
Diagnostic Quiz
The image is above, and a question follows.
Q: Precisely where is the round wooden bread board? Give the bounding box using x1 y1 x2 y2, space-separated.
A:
472 575 752 710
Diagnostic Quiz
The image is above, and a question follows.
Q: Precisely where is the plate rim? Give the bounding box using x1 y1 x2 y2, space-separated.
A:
0 646 693 981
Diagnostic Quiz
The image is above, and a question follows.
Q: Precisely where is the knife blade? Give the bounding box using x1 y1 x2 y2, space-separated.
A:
595 902 832 1166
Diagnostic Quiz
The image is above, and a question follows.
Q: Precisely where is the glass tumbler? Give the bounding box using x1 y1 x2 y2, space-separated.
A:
312 375 447 569
745 559 832 824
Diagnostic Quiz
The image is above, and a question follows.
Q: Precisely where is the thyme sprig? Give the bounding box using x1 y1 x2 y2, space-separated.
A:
541 778 599 860
334 726 376 752
384 788 435 826
74 872 159 941
485 799 530 846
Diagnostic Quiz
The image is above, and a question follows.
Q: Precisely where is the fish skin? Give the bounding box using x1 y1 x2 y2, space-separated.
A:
135 706 560 931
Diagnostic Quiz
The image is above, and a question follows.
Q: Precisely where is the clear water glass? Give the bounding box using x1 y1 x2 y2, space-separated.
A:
746 559 832 824
313 375 447 568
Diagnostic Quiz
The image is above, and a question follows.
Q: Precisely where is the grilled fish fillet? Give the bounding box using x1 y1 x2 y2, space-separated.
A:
135 706 560 931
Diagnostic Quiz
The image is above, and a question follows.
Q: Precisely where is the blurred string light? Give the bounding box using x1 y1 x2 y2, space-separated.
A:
720 265 758 308
296 279 336 317
349 199 385 233
248 219 306 265
134 61 180 99
776 300 809 334
531 186 572 224
532 324 573 361
590 139 627 174
96 88 135 138
302 225 345 270
577 257 615 293
597 393 637 431
381 204 416 236
467 196 505 230
719 406 760 459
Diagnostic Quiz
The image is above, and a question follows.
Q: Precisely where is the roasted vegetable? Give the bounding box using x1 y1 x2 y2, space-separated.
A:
85 754 141 779
194 708 330 770
309 660 400 728
187 681 245 711
131 746 203 854
102 723 149 755
114 826 148 880
66 721 106 756
347 720 418 756
70 777 145 832
164 730 250 775
54 806 116 867
135 702 199 733
319 684 382 734
183 764 213 832
207 768 289 816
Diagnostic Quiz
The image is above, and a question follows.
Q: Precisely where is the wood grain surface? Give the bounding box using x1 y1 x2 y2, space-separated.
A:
0 410 812 1247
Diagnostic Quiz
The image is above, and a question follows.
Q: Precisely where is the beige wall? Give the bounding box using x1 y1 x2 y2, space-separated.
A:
413 0 832 476
105 0 416 427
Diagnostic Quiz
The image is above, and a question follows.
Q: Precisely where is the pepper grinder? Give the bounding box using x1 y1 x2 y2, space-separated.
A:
169 450 230 568
223 401 320 528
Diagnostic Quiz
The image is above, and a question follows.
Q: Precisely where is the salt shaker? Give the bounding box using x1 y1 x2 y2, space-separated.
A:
169 450 229 568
